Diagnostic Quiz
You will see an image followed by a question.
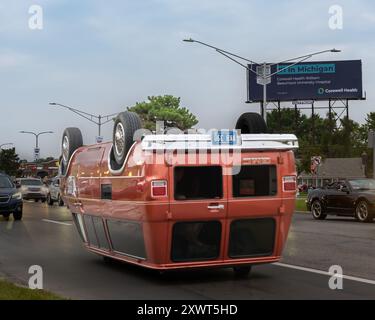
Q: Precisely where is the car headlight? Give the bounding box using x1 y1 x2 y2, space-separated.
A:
11 192 22 200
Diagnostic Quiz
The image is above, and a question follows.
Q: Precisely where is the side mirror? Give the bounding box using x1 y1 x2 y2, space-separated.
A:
15 182 21 188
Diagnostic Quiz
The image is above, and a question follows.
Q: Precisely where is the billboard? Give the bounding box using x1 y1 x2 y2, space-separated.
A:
247 60 363 102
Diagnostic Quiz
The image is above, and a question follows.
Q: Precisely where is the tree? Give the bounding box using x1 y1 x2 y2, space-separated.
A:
127 95 198 131
0 148 20 176
36 157 55 163
267 108 370 174
365 112 375 130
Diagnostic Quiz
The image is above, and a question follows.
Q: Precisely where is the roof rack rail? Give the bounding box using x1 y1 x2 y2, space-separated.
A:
141 133 298 151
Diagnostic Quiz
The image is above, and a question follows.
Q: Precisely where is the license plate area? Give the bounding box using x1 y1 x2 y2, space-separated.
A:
211 130 238 145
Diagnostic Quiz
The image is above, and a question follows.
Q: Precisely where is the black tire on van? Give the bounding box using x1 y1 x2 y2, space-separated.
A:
61 128 83 175
235 112 267 134
112 111 142 167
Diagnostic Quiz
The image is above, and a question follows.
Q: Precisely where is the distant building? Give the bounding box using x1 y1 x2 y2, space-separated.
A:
19 159 59 178
298 157 366 187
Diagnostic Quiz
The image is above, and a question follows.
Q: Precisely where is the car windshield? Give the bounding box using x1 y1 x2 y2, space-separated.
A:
348 179 375 191
21 179 42 186
0 176 13 188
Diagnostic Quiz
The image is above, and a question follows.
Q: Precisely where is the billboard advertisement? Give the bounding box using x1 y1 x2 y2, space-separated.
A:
247 60 363 102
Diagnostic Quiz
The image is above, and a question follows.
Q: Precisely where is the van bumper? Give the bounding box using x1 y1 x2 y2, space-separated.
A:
88 245 281 270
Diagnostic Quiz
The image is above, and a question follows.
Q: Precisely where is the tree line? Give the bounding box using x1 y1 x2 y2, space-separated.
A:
267 109 375 175
1 95 373 178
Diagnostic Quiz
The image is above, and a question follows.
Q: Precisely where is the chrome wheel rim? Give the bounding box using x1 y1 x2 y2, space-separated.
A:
62 136 69 163
312 202 321 218
114 122 125 156
356 202 368 221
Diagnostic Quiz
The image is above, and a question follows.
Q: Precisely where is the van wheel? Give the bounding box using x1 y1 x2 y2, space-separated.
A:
112 111 141 167
233 266 252 277
61 128 83 175
235 113 267 134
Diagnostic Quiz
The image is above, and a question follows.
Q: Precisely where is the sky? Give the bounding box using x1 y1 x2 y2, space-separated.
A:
1 0 375 160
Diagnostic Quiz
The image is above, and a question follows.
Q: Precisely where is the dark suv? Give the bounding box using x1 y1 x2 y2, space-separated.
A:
0 173 23 220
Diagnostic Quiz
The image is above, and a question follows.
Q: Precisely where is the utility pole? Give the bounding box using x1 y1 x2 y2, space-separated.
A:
49 102 118 143
183 38 340 123
19 131 53 161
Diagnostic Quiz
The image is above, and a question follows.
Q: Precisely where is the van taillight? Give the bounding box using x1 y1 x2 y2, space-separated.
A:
151 180 167 197
283 176 296 192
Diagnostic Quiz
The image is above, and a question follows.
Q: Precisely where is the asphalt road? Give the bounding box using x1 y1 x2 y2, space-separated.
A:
0 201 374 299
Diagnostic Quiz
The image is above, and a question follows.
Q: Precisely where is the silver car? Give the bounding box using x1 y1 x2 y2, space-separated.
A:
18 178 48 202
47 177 64 206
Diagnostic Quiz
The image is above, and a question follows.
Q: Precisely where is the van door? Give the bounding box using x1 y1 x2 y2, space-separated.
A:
226 152 281 259
168 164 228 263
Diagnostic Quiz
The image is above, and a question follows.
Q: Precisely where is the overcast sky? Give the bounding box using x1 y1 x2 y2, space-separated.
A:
1 0 375 160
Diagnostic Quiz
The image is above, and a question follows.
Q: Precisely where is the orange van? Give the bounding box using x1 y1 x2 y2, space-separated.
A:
60 111 298 276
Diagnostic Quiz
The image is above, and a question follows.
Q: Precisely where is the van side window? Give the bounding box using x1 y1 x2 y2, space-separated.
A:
174 166 223 200
232 165 277 197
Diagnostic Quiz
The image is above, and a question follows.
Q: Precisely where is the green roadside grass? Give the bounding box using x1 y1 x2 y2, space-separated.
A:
295 198 308 212
0 279 65 300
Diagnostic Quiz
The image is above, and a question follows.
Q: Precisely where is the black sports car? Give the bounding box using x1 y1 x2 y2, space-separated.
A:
306 179 375 222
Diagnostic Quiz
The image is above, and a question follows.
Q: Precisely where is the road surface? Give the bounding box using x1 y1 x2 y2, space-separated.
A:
0 201 374 299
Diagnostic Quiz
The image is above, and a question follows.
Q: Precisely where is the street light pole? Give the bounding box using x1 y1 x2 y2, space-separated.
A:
263 62 267 120
183 38 341 123
19 131 53 161
49 102 118 143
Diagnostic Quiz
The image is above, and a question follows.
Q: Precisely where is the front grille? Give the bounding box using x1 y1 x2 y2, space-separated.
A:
171 221 221 262
29 187 41 192
0 196 10 203
229 218 276 258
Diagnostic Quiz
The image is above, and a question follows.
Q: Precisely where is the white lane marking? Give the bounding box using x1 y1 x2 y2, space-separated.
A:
274 262 375 286
42 219 72 226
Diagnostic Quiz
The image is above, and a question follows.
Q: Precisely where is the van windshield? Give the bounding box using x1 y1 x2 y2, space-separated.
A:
174 166 223 200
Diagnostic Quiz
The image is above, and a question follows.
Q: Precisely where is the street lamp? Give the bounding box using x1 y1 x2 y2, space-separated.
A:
183 38 341 122
19 131 53 161
0 143 13 149
49 102 118 143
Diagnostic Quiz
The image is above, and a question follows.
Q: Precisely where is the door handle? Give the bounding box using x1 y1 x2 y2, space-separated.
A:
207 204 224 210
